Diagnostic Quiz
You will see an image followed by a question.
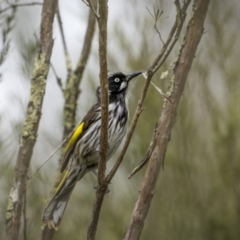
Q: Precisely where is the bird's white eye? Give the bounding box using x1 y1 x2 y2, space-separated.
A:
114 78 120 83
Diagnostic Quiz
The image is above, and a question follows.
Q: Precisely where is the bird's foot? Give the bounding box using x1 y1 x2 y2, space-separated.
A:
94 184 110 194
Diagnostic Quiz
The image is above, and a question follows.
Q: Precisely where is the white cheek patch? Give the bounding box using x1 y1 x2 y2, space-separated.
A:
120 81 127 90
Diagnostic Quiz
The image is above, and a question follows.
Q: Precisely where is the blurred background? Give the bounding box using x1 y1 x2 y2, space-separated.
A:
0 0 240 239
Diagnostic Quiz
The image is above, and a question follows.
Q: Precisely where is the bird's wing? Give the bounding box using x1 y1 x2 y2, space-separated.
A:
60 103 101 172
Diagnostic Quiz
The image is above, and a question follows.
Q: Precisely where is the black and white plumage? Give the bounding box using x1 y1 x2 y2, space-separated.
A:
42 71 142 230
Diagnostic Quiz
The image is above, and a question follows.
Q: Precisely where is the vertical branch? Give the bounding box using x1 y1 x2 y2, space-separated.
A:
124 0 210 239
4 0 58 240
97 0 108 187
87 0 108 239
56 5 72 77
41 1 97 239
23 188 27 240
62 0 97 141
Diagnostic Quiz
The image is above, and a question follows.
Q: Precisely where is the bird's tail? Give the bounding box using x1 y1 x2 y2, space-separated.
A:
42 166 86 230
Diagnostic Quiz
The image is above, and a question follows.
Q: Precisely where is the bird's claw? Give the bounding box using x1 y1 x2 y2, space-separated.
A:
94 184 110 194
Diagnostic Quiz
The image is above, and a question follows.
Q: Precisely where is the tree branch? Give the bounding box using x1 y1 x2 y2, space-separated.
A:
0 2 42 14
106 0 191 184
57 5 72 77
124 0 210 239
125 0 191 180
85 0 99 19
150 0 191 74
87 0 108 239
62 0 97 141
5 0 58 239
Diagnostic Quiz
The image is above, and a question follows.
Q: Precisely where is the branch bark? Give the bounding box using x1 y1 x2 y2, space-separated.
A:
62 0 97 141
124 0 210 239
5 0 58 239
87 0 108 239
0 2 42 14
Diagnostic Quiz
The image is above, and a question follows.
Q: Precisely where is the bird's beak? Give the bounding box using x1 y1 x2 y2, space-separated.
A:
126 71 142 82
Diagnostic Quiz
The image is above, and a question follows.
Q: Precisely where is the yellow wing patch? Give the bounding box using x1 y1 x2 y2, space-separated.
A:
65 122 84 153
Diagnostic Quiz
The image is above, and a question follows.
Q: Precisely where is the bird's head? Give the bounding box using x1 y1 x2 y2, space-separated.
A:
108 71 142 95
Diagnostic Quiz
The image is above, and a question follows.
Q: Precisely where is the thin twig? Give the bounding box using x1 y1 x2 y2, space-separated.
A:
74 0 97 77
50 63 63 91
150 81 172 103
82 0 89 7
30 138 68 178
0 2 42 14
156 0 189 70
146 7 165 45
128 123 159 179
56 6 72 73
150 0 191 74
86 0 99 19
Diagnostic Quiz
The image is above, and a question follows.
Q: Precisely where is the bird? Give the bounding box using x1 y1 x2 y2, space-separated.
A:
42 71 142 230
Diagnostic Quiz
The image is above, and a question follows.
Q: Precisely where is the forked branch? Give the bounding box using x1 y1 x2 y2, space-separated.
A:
124 0 210 239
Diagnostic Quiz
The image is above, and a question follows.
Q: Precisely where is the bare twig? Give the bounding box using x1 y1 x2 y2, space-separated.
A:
50 63 63 91
74 0 97 81
150 81 172 103
128 123 159 179
30 137 68 178
56 6 72 74
146 7 165 45
150 0 191 74
0 2 42 14
82 0 89 7
124 0 210 239
86 0 99 19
